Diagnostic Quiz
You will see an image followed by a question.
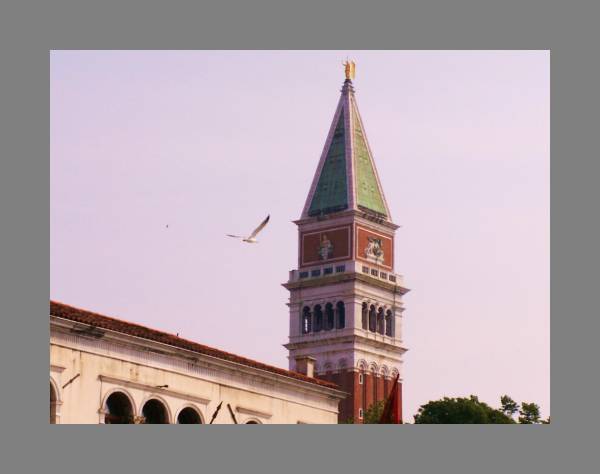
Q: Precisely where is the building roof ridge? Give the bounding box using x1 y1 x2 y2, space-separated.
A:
50 300 340 390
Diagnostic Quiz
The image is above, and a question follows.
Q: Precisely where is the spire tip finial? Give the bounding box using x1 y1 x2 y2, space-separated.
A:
343 59 356 81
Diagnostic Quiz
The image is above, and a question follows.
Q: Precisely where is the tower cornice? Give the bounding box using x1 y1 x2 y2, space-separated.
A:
293 209 400 231
282 271 410 295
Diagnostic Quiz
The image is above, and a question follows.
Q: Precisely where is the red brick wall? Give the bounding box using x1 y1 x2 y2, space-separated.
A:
317 370 358 423
376 375 384 402
317 371 403 423
397 381 403 423
357 371 364 423
364 372 374 416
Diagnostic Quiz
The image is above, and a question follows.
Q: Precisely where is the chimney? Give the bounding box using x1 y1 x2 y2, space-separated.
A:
294 356 316 378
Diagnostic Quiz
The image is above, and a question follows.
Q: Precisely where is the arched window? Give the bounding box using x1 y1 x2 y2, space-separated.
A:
325 303 334 331
50 382 58 424
362 302 368 330
177 406 202 424
313 305 323 332
385 310 393 336
105 391 134 424
142 399 169 424
377 307 385 335
246 420 260 424
336 301 346 329
301 306 312 334
369 305 377 332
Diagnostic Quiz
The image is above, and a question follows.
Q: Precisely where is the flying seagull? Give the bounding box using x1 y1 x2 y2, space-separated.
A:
227 214 270 243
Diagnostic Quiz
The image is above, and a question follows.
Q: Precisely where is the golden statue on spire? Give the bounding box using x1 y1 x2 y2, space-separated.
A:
343 59 356 80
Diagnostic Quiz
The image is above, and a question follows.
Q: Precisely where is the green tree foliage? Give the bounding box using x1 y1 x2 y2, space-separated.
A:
363 400 385 424
342 395 548 424
413 395 515 424
343 400 386 424
500 395 519 417
518 402 541 424
413 395 548 424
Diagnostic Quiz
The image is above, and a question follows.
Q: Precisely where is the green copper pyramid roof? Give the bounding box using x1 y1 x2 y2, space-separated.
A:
303 79 390 220
352 102 388 215
308 111 348 216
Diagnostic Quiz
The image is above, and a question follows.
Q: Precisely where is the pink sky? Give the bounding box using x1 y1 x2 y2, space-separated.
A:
50 50 549 420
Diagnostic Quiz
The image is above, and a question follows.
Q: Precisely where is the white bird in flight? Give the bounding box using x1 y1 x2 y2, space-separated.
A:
226 215 270 243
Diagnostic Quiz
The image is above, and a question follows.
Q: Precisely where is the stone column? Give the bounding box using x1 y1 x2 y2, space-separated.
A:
349 299 362 330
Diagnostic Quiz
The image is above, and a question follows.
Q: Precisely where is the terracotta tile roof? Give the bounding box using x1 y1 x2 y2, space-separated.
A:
50 300 339 390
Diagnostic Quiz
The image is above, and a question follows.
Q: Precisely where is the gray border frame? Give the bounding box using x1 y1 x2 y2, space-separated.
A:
1 0 598 473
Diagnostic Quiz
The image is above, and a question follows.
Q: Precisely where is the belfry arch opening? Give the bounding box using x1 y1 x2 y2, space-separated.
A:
369 305 377 332
336 301 345 329
377 307 385 335
302 306 312 334
325 303 334 330
385 310 393 336
313 305 323 332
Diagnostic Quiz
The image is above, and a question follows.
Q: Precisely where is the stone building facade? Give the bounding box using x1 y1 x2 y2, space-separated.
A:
50 301 345 424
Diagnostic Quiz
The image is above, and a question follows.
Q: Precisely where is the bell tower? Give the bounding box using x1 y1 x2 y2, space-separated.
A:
284 64 409 423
